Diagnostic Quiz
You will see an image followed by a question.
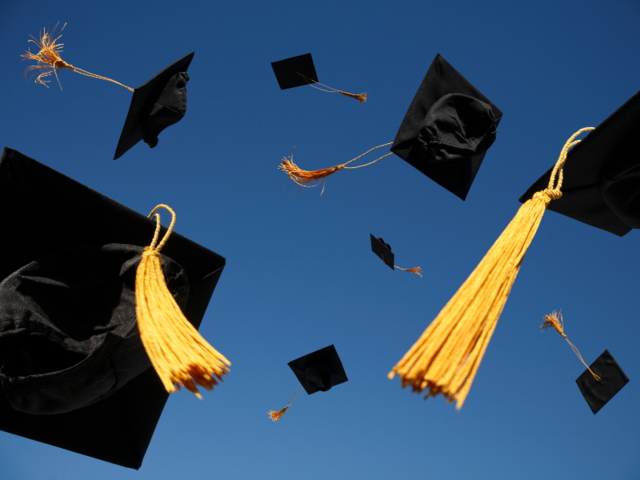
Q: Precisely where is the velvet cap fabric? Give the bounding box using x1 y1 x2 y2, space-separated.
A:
391 53 503 200
288 345 348 395
519 90 640 236
575 350 629 414
0 147 225 469
271 53 319 90
114 52 194 160
370 234 394 270
0 244 189 415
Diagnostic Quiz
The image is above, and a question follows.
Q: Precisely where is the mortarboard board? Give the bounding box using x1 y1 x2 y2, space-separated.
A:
391 53 503 200
268 345 348 421
114 52 194 160
576 349 629 415
370 234 422 276
22 24 193 161
370 235 395 270
0 147 226 468
519 90 640 236
271 53 367 102
288 345 349 395
278 54 501 199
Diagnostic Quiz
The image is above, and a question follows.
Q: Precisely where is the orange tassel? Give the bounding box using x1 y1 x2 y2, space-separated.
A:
337 91 367 103
297 72 367 103
395 266 423 277
267 406 289 422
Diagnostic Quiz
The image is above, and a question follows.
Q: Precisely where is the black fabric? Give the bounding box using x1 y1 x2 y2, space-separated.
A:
141 72 189 149
576 350 629 414
271 53 319 90
0 244 188 415
391 54 503 200
0 147 225 469
288 345 348 395
114 52 194 160
370 234 394 270
519 90 640 236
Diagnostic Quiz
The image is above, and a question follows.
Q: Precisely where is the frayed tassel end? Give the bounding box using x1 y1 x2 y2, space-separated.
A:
338 91 367 103
278 148 344 194
541 310 564 336
396 266 423 277
22 22 73 89
268 406 289 422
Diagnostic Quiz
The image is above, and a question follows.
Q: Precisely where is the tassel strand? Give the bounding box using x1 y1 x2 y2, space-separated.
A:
297 72 367 103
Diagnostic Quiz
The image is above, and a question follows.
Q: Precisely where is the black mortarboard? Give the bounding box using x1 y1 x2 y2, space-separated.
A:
391 53 503 200
370 234 395 270
271 53 319 90
576 350 629 414
519 91 640 236
114 52 194 160
288 345 348 395
0 147 225 468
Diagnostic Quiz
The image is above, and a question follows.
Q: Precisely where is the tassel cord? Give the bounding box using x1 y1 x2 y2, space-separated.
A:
395 266 423 277
541 311 600 381
268 384 303 421
296 72 367 103
22 23 133 91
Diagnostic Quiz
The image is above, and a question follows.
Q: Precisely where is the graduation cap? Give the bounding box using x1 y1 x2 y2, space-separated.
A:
271 53 367 102
370 234 422 276
0 147 228 468
388 128 594 409
519 90 640 236
268 345 348 421
576 350 629 414
21 23 193 160
278 54 502 199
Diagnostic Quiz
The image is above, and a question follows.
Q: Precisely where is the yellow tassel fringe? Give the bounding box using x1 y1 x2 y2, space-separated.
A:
388 128 595 409
136 205 230 398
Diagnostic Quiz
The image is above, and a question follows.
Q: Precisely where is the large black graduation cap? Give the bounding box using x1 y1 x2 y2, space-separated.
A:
0 147 225 469
519 90 640 236
288 345 348 395
391 54 503 200
271 53 319 90
576 350 629 414
114 52 194 160
370 234 394 270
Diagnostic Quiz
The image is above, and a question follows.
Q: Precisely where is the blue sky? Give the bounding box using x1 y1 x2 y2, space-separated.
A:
1 0 639 478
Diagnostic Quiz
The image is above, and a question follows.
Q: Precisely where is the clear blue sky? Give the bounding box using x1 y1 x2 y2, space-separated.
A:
1 0 639 478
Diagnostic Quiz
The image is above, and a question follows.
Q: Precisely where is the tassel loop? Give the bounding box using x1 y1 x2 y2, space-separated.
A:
541 311 600 381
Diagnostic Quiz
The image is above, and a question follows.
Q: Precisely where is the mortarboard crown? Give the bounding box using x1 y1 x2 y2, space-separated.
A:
0 147 226 468
278 54 501 200
268 345 348 421
519 90 640 236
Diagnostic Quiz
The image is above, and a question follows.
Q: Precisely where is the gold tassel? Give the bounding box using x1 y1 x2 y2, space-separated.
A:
388 128 595 409
395 266 423 277
22 22 133 91
297 72 367 103
136 204 230 398
268 385 303 422
541 311 600 381
279 143 393 195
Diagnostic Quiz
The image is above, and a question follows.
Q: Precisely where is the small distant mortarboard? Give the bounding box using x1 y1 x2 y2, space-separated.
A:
541 311 629 414
576 350 629 414
268 345 348 421
278 54 502 199
271 53 367 103
520 90 640 236
21 23 193 160
370 234 422 277
0 147 229 468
